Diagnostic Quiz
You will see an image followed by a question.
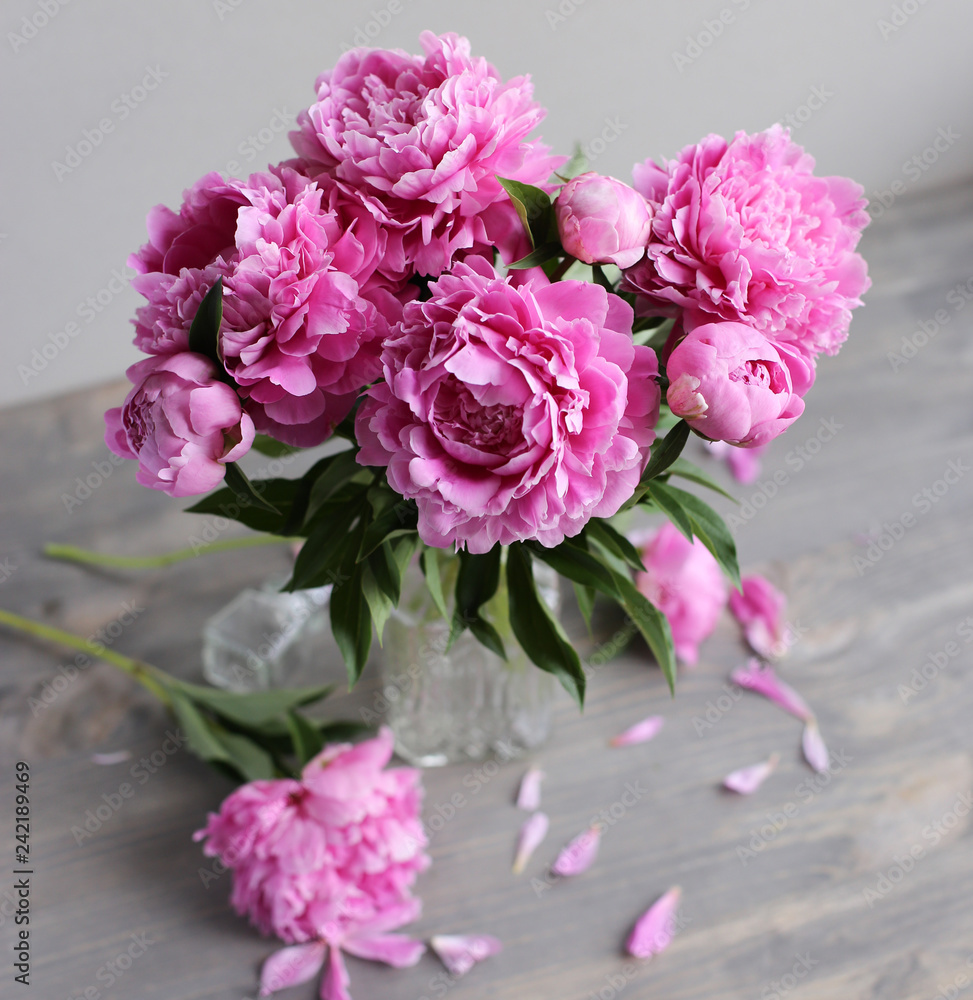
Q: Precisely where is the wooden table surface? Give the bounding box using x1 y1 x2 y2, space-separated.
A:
2 179 973 1000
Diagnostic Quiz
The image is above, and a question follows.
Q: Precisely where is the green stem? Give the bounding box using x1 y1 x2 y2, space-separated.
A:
0 608 172 706
549 255 577 282
44 533 294 570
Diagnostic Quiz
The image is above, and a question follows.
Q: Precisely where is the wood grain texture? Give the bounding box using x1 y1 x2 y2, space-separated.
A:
1 179 973 999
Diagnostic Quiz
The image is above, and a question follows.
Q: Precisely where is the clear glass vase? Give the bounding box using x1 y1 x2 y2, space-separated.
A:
380 555 561 767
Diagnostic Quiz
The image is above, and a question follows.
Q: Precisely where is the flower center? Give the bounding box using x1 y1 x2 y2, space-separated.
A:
728 360 785 392
433 379 523 452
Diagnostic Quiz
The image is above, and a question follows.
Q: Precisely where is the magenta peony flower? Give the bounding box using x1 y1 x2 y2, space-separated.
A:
634 522 727 665
105 353 254 497
195 728 429 999
556 172 653 269
729 573 789 659
625 125 870 359
290 31 562 277
666 322 814 448
355 255 660 553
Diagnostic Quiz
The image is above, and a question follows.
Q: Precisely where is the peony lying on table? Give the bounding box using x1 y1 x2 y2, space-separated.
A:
104 29 868 706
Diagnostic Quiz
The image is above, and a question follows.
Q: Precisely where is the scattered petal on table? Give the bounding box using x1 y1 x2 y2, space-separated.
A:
259 941 326 997
723 752 780 795
320 945 352 1000
430 934 502 978
610 715 665 748
731 658 813 721
516 767 544 811
551 825 601 877
729 575 789 660
342 934 425 968
91 750 132 765
802 720 830 773
626 886 683 959
512 811 549 874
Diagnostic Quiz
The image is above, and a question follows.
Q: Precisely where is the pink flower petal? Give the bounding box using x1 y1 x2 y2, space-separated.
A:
551 825 601 877
513 811 549 874
731 658 813 721
802 720 830 773
610 715 665 747
516 767 545 811
321 945 351 1000
430 934 503 978
91 750 132 765
730 575 789 660
342 934 425 968
626 886 683 959
723 752 780 795
259 942 326 997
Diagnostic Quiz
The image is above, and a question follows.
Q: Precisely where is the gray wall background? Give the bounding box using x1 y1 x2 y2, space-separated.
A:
2 0 971 409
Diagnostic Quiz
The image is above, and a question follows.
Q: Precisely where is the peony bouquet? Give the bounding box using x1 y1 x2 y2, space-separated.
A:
104 30 870 709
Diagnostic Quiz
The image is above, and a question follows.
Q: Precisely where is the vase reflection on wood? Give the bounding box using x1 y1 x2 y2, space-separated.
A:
381 557 562 767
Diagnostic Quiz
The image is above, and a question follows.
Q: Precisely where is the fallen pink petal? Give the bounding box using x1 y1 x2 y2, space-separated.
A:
723 752 780 795
91 750 132 765
730 575 789 660
802 720 830 773
259 941 326 997
513 811 549 874
516 767 545 811
626 886 683 959
731 658 813 722
430 934 503 978
610 714 665 747
551 825 601 877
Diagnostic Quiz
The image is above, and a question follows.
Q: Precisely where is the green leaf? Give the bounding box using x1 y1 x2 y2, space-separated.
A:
497 176 553 248
216 729 276 781
609 570 678 695
170 681 334 729
358 500 418 560
286 710 325 767
223 462 281 515
506 544 586 707
317 719 371 743
667 457 737 502
646 481 695 541
185 477 296 534
420 548 449 619
555 144 589 182
287 503 362 591
469 616 507 659
642 419 691 484
507 242 562 270
250 434 300 458
572 580 596 633
450 547 502 646
188 276 224 364
168 690 232 765
585 520 646 573
330 560 373 687
303 450 366 527
650 483 740 587
528 539 619 599
391 533 421 578
362 560 395 644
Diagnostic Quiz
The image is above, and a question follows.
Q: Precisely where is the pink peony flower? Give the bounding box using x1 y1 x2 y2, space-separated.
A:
289 31 562 277
666 322 814 448
634 522 728 665
729 573 789 659
105 353 254 497
556 172 653 269
195 728 429 1000
355 255 661 553
625 125 870 359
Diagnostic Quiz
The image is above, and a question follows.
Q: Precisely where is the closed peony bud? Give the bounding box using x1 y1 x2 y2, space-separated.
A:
556 172 653 269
